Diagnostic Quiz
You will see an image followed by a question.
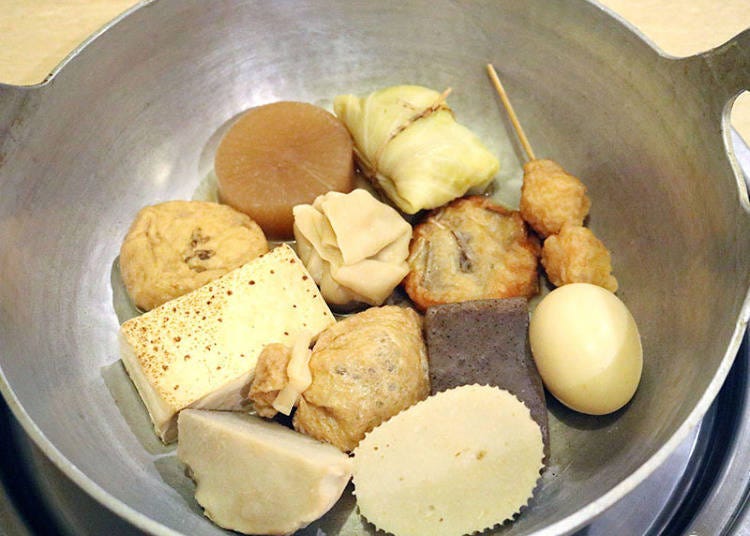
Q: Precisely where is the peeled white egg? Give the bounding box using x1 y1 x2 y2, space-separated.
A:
529 283 642 415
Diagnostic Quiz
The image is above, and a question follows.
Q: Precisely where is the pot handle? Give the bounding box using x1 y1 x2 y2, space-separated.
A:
682 29 750 215
693 28 750 102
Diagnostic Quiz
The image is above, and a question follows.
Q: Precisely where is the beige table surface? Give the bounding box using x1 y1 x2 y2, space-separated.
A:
1 0 749 140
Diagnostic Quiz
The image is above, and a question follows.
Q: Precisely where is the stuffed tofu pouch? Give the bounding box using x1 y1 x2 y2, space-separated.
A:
333 85 500 214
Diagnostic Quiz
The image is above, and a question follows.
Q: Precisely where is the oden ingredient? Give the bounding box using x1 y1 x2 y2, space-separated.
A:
542 223 618 292
352 385 544 536
119 244 335 443
424 298 549 459
214 101 354 239
293 188 412 309
405 196 540 311
119 200 268 311
177 410 351 536
334 85 499 214
529 283 642 415
293 306 430 452
520 159 591 238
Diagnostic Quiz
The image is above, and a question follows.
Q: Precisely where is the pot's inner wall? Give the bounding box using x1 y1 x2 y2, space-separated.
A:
0 0 747 534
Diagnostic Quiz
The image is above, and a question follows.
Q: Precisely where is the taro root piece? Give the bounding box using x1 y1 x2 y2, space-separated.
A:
520 158 591 238
334 85 499 214
424 297 549 458
214 101 354 239
177 409 351 536
404 196 540 311
293 188 412 309
119 200 268 311
352 385 544 536
293 305 430 452
541 223 618 292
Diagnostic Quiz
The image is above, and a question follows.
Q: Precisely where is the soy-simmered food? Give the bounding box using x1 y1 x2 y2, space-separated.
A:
112 71 645 536
424 298 549 458
542 223 618 292
352 385 544 536
214 101 354 239
520 158 591 238
293 188 412 309
119 200 268 311
178 410 351 535
293 306 430 452
334 85 499 214
405 196 540 311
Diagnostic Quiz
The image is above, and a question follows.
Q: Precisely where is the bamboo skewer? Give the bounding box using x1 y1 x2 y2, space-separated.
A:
486 63 536 162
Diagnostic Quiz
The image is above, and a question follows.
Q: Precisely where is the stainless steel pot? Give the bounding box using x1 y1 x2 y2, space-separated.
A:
0 1 748 535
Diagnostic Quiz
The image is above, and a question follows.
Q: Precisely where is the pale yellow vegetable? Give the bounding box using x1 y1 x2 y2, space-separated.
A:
334 85 499 214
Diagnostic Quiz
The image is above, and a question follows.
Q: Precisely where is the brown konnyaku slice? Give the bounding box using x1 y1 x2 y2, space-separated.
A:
214 101 354 239
424 297 549 458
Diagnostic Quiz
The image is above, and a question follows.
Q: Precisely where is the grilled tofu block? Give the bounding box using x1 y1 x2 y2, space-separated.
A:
119 244 335 443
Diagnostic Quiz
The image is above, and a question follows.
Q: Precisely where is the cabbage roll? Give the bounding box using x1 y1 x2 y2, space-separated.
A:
333 85 499 214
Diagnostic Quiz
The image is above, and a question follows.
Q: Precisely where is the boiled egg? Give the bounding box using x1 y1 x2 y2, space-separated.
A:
529 283 642 415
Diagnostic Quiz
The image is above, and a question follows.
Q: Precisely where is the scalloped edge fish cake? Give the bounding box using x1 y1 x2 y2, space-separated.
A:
352 384 544 536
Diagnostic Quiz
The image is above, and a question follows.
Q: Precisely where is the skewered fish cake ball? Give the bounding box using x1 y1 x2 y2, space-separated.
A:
541 223 618 292
520 158 591 238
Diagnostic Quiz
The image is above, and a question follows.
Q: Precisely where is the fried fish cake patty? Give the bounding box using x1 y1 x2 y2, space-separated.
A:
120 200 268 311
293 306 430 452
404 196 540 311
541 223 618 292
520 159 591 238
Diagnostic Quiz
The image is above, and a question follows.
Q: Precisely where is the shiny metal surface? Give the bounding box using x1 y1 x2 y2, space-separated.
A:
2 334 748 536
0 1 749 535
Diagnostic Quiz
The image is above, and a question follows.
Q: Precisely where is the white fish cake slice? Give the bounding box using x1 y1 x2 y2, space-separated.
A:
352 384 544 536
177 409 352 535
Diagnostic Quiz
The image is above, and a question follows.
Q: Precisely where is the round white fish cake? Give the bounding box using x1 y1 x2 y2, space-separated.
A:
352 385 544 536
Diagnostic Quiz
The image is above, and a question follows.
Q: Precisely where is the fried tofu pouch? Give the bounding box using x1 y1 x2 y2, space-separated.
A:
293 306 430 452
247 343 291 418
120 200 268 311
405 196 540 311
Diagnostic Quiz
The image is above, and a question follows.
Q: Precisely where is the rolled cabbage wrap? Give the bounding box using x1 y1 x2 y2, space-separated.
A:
333 85 500 214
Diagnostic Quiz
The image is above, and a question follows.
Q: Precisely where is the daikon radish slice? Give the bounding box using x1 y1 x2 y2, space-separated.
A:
215 101 354 239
